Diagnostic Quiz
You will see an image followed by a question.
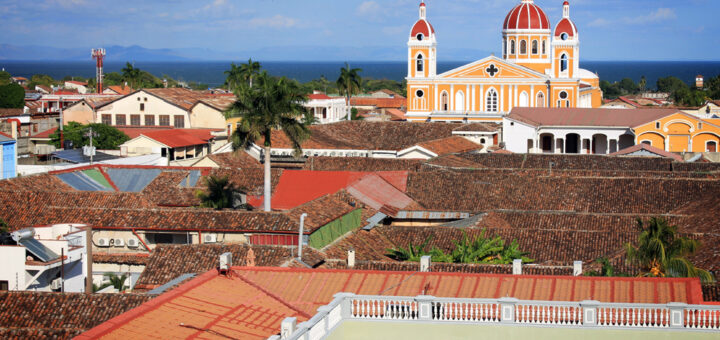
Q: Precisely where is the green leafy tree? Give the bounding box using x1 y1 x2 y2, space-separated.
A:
0 70 11 85
336 63 363 120
27 74 56 89
196 176 237 210
585 257 631 277
121 62 143 89
226 71 311 212
224 62 243 92
350 108 363 121
656 76 688 94
50 123 130 149
0 83 25 108
93 273 128 292
673 88 707 107
386 236 450 262
638 76 647 92
625 217 714 283
619 78 638 94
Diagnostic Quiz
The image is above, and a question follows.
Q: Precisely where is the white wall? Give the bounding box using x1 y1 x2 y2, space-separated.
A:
502 118 537 153
0 246 27 290
96 91 188 127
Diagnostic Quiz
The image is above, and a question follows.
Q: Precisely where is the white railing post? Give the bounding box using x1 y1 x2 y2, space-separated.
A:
420 255 431 272
335 293 355 319
580 300 599 326
416 295 435 321
281 317 297 339
668 303 687 329
573 261 583 276
316 305 332 334
512 259 522 275
499 297 519 324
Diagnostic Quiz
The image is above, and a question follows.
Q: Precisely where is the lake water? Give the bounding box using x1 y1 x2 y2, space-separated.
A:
2 60 719 89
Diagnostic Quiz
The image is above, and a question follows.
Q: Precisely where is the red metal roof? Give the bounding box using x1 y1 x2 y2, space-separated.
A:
411 19 434 37
554 17 577 37
308 93 332 100
138 129 218 148
507 107 679 128
610 143 684 162
345 173 416 212
268 170 408 210
30 127 57 139
504 0 550 30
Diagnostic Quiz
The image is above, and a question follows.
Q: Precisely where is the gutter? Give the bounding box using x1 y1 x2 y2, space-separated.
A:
132 229 152 253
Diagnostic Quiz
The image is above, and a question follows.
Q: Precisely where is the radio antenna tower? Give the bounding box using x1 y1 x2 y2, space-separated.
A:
91 48 106 93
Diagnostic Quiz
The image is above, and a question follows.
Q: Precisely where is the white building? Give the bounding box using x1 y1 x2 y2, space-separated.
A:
64 80 89 94
306 93 347 124
0 224 90 293
502 107 676 154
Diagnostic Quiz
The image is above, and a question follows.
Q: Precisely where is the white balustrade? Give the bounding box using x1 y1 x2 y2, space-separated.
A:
279 294 720 340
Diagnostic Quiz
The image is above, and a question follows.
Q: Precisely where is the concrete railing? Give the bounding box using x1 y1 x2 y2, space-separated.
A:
272 294 720 340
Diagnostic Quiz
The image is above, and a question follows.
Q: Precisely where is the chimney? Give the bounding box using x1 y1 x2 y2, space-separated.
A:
280 317 297 339
245 248 256 267
347 249 356 268
512 259 522 275
10 120 17 140
420 255 431 272
573 261 583 276
219 252 232 272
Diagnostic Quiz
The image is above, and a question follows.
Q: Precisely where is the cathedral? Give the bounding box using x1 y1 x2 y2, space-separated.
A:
405 0 603 122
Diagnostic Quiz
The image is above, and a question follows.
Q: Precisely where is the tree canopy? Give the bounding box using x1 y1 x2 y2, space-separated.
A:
0 71 11 85
49 122 130 150
0 83 25 109
337 63 363 120
625 217 714 283
196 175 238 210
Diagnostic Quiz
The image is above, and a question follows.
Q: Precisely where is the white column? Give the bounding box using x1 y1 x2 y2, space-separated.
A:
465 85 470 113
450 84 454 111
434 85 438 112
408 48 412 78
514 85 518 108
479 85 484 112
471 85 476 112
530 85 535 107
508 86 513 112
500 85 505 113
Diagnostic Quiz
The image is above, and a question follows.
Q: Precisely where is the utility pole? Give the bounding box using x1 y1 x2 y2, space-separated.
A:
58 96 64 148
84 127 98 164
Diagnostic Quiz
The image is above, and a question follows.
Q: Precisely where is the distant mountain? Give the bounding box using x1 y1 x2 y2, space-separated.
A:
0 44 494 62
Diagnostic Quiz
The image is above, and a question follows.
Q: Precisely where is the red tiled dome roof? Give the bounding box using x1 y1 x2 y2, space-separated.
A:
554 17 577 38
503 0 550 30
411 19 434 38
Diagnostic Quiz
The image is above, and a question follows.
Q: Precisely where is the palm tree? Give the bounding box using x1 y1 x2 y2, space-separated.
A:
239 58 261 88
226 72 310 212
625 217 714 283
121 62 142 89
336 63 363 120
224 62 243 92
196 175 236 210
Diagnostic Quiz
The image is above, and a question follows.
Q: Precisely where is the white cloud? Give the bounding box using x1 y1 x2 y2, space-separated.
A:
45 0 87 7
624 8 676 24
204 0 227 10
357 1 381 16
248 15 298 29
587 18 611 27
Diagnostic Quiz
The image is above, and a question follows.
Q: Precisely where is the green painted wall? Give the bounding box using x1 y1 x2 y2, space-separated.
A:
309 209 362 249
327 321 717 340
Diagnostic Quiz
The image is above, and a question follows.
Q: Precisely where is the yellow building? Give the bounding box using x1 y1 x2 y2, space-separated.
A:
634 112 720 153
406 0 603 123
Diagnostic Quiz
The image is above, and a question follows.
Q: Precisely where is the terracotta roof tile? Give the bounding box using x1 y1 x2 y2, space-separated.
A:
416 136 483 156
610 143 684 162
507 107 678 127
93 252 150 265
206 151 262 169
302 157 423 172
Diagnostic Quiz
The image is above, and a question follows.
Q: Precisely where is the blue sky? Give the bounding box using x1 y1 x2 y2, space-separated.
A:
0 0 718 61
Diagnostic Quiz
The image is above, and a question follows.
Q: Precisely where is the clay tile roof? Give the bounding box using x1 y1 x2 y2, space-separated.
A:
0 108 24 118
507 107 679 128
92 252 150 265
30 127 57 138
105 85 133 95
285 190 357 230
610 143 684 162
349 97 406 109
206 151 262 169
308 93 332 100
65 80 87 86
0 291 152 337
303 157 423 172
345 174 417 212
451 122 501 132
416 136 483 156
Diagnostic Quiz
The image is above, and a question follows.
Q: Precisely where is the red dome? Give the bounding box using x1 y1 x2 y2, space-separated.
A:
503 0 550 30
411 19 434 38
554 18 577 38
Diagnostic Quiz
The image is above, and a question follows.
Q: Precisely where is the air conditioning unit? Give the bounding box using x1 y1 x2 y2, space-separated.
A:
126 238 139 248
97 238 110 247
50 278 62 290
204 234 218 243
113 238 125 247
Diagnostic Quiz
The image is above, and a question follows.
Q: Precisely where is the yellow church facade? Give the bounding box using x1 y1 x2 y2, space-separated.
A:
406 0 603 123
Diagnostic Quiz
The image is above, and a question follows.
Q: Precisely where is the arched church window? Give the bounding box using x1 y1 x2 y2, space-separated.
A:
531 40 538 54
520 40 527 55
441 91 449 111
542 40 546 55
519 92 529 107
536 92 545 108
560 54 568 72
416 54 424 73
510 40 516 55
486 89 498 112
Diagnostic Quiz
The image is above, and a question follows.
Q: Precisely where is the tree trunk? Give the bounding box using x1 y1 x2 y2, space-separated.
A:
263 145 272 212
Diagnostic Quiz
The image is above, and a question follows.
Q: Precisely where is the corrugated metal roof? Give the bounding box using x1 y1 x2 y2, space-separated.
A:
106 169 162 192
56 172 112 192
180 170 201 188
362 212 387 231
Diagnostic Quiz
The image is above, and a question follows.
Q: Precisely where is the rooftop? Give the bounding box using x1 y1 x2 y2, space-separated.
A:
507 107 679 128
